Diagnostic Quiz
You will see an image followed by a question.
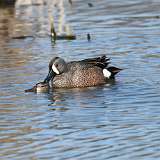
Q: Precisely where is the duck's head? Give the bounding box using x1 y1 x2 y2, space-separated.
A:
25 82 50 93
44 57 67 83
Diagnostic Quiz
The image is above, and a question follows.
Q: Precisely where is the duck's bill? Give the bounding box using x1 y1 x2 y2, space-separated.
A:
43 69 56 83
25 86 36 92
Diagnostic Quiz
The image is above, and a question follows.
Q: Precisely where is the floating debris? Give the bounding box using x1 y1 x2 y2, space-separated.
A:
87 33 91 41
56 34 76 40
88 3 93 7
155 15 160 18
12 35 34 39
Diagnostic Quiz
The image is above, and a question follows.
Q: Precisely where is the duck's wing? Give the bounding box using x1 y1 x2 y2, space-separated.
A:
81 55 110 68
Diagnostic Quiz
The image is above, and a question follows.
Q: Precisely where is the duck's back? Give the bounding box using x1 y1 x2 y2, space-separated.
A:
52 61 106 88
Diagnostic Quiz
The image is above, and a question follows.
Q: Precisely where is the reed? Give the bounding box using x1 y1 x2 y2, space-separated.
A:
50 16 76 41
50 16 57 42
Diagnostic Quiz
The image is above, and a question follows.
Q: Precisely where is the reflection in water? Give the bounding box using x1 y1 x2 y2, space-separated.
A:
15 0 74 37
0 7 32 87
1 0 160 159
16 0 45 6
49 81 115 107
57 0 73 35
0 7 15 44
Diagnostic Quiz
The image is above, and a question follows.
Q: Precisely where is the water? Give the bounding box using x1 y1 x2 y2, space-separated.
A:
0 0 160 159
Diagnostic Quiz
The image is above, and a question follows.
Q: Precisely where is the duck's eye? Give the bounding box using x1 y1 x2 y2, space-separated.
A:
55 64 59 68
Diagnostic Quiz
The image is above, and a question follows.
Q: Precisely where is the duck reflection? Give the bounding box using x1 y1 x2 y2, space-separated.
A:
47 81 116 109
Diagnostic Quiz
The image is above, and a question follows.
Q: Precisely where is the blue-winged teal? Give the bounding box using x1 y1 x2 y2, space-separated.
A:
44 55 122 88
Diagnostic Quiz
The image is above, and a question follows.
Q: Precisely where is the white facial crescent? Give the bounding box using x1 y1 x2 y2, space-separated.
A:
52 64 60 74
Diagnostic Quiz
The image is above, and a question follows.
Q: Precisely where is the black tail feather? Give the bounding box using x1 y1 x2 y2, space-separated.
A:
82 55 110 68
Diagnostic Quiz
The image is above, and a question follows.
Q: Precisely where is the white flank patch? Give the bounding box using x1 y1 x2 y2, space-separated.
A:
52 64 60 74
103 69 111 78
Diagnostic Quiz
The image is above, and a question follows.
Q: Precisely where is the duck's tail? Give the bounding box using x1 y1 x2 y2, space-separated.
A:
103 66 122 79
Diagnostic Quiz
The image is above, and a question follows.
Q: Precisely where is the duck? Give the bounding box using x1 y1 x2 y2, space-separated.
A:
43 55 122 88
